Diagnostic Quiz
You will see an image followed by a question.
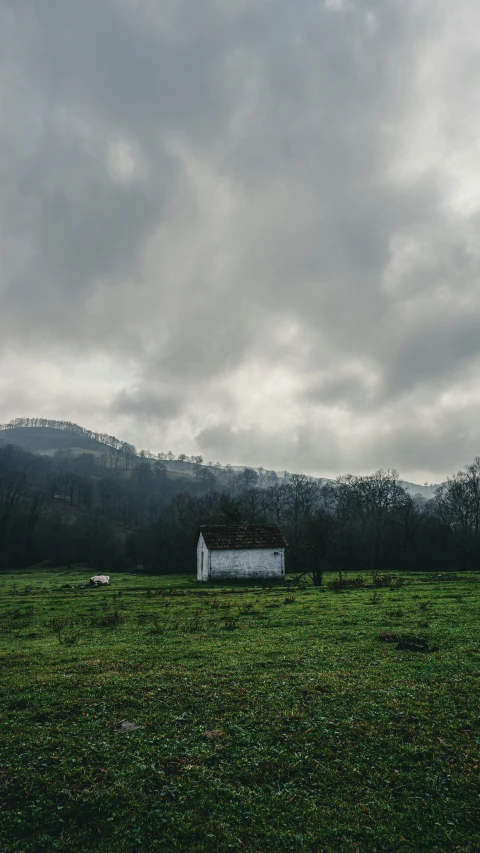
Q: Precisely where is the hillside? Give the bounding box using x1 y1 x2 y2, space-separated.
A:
0 425 110 455
0 420 468 576
0 418 440 496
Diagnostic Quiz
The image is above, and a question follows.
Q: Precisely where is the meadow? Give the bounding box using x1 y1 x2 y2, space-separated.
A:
0 569 479 853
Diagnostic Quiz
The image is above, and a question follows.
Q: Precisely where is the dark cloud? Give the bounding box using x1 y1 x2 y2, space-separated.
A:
1 0 479 481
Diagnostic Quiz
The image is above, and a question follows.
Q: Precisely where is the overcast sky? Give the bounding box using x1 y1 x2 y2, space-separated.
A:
2 0 480 483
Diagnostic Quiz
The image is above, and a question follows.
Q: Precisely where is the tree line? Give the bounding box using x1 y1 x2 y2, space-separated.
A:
0 438 479 579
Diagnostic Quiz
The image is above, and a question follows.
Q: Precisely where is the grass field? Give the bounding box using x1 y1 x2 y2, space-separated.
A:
0 569 479 853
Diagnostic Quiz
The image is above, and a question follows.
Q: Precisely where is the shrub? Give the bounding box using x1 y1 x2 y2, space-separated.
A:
378 630 399 643
13 608 34 620
396 636 431 652
92 609 124 628
48 617 70 638
328 577 365 590
60 633 79 646
148 617 179 635
373 574 404 588
185 613 202 632
378 630 437 652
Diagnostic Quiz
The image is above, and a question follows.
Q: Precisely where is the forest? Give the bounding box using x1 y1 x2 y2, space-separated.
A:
1 421 480 578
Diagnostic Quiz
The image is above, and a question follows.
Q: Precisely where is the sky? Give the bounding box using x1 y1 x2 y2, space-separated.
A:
2 0 480 484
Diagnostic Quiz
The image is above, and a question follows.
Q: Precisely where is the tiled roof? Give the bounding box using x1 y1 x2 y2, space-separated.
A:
199 524 287 550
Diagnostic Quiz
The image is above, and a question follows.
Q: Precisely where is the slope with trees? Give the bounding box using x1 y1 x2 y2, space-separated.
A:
0 426 478 578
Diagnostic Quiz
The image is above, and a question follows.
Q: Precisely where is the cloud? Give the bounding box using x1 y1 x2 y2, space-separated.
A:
1 0 480 481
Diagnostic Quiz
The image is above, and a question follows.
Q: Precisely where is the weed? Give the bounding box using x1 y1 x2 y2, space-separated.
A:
148 617 165 635
378 630 438 652
186 613 202 632
378 630 398 642
13 607 34 620
396 636 437 652
48 616 70 639
92 609 124 628
60 633 79 646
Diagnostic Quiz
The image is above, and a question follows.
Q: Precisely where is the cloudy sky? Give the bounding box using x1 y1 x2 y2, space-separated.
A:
2 0 480 483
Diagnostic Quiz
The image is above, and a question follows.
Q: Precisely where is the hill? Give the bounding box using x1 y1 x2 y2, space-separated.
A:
0 418 135 457
0 419 468 577
0 418 440 496
0 425 111 455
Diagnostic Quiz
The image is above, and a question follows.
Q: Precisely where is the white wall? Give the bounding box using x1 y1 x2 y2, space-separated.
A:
209 547 284 581
197 533 210 581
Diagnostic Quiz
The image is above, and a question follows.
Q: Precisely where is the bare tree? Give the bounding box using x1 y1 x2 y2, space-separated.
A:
434 457 480 569
324 469 410 576
237 467 259 490
265 483 290 525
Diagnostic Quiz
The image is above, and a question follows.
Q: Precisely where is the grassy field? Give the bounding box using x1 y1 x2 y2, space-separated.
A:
0 569 479 853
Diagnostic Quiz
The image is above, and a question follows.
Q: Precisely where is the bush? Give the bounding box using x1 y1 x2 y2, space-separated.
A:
378 630 438 652
373 574 404 588
328 576 365 590
185 613 202 632
92 609 124 628
60 633 79 646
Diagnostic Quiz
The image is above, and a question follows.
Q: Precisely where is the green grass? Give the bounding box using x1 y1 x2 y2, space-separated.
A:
0 569 479 853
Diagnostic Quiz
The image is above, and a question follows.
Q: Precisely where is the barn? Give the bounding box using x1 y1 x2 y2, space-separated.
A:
197 524 287 582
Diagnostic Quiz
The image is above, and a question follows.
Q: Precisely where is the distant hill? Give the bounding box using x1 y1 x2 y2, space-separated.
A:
0 425 112 455
0 418 135 455
399 480 439 500
0 418 440 497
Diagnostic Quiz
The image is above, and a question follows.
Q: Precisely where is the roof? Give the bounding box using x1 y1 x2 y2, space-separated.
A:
199 524 287 550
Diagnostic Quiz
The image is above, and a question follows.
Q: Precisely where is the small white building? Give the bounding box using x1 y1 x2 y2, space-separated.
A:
197 524 287 582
